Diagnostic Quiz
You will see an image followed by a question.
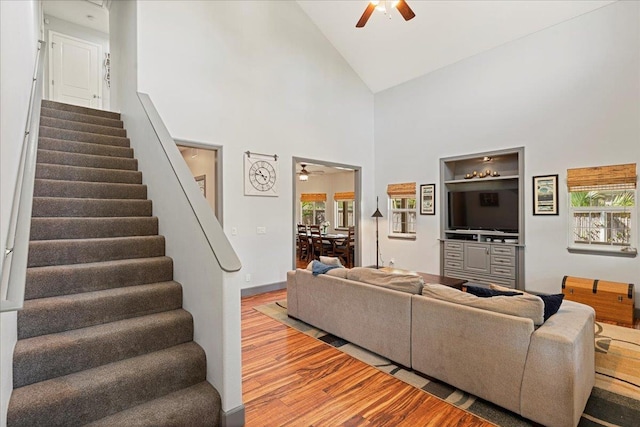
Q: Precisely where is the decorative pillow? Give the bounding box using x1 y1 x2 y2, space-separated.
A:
346 267 424 295
466 285 522 298
539 294 564 321
422 283 545 325
320 256 343 267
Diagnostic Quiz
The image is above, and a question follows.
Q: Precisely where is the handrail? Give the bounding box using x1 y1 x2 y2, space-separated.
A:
1 40 46 312
136 93 242 272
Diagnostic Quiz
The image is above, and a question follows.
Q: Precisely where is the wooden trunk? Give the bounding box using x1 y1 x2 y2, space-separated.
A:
562 276 635 326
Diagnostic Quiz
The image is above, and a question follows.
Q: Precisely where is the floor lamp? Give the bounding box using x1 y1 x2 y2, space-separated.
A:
371 197 383 269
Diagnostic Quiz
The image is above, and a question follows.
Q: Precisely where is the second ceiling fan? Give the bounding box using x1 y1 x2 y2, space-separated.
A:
356 0 416 28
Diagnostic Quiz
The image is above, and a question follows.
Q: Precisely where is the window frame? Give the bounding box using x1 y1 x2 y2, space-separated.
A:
300 200 326 226
567 187 637 256
388 196 417 239
334 199 355 230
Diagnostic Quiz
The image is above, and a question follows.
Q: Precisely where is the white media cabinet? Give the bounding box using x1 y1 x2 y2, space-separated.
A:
439 148 525 289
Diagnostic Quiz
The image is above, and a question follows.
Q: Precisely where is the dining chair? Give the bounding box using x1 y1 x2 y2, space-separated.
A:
308 224 326 259
296 224 311 262
334 226 355 268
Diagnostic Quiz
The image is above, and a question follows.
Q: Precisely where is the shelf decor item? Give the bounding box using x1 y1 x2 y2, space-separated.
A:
533 174 559 215
372 197 383 269
420 184 436 215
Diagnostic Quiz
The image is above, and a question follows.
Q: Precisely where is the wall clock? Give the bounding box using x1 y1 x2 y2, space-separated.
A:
244 151 278 197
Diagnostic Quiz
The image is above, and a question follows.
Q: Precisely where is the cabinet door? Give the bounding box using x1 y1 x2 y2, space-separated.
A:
464 243 490 274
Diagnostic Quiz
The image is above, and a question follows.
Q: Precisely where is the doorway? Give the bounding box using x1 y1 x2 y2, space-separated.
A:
176 141 223 224
292 158 361 269
49 31 102 108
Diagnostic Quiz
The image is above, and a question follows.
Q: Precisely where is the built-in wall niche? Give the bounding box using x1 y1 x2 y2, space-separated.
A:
439 147 525 289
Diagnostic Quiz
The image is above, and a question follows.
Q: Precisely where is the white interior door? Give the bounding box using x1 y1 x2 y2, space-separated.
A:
50 31 102 109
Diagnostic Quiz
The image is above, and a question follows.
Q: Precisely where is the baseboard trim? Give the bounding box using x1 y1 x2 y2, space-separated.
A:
241 281 286 298
221 404 245 427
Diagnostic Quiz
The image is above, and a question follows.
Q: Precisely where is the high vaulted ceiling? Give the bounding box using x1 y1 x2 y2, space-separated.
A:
43 1 616 94
297 0 616 93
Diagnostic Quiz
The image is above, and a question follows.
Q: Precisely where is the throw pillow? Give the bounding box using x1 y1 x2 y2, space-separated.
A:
466 285 522 298
539 294 564 321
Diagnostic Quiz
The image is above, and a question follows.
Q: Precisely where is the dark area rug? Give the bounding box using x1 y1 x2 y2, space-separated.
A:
256 301 640 427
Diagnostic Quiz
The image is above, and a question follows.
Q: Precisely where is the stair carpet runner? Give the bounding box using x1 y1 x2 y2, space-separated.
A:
7 100 221 426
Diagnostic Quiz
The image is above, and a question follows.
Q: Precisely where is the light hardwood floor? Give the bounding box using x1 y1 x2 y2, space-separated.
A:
242 289 494 427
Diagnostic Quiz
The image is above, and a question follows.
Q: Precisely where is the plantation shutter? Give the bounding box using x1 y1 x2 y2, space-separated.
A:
334 191 355 201
387 182 416 198
300 193 327 202
567 163 637 191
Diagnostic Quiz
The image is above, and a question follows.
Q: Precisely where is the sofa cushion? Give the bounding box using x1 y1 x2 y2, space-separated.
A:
320 256 343 266
346 267 424 295
466 285 523 298
422 283 545 325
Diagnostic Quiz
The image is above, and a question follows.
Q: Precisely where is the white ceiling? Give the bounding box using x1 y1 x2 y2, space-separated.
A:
41 1 615 94
297 0 616 93
42 0 109 34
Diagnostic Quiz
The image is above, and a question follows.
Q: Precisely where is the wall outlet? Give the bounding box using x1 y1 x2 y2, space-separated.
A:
256 227 266 234
245 273 251 282
231 227 238 236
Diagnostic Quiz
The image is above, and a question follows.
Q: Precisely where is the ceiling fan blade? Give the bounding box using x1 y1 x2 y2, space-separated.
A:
396 0 416 21
356 3 376 28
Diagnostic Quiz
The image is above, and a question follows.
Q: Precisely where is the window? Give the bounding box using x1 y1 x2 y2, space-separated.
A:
387 183 417 239
334 191 355 229
567 163 637 255
300 193 326 225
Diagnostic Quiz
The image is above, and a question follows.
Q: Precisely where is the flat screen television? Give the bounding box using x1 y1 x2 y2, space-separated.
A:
448 189 519 233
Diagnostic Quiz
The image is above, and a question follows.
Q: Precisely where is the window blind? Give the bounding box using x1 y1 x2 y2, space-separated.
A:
387 182 416 197
300 193 327 202
334 191 355 201
567 163 637 191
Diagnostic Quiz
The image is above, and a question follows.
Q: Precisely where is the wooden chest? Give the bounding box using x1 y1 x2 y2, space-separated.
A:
562 276 635 326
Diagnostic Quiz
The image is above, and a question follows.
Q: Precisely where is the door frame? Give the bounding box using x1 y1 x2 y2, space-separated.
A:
174 140 224 225
48 30 103 108
292 157 362 269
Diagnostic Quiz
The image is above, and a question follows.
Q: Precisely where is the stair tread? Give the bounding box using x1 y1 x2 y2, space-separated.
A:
14 309 193 387
40 116 127 137
39 125 131 148
38 137 134 158
86 381 221 427
25 256 173 300
30 216 159 240
34 178 147 200
37 148 138 170
41 107 124 129
36 163 142 184
27 235 165 267
42 100 121 120
32 197 153 217
18 281 183 339
8 342 206 427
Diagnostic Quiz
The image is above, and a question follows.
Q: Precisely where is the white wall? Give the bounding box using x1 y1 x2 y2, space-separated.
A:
374 1 640 299
0 0 41 424
136 0 375 291
43 14 111 110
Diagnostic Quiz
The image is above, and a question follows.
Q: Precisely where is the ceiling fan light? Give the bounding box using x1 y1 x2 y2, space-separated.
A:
299 174 308 182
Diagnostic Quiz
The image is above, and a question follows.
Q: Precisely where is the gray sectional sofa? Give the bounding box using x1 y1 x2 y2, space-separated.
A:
286 267 595 427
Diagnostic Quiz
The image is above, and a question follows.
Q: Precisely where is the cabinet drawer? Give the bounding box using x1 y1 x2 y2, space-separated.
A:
445 250 463 260
444 259 463 270
491 245 515 256
491 255 515 267
491 265 515 278
444 241 464 251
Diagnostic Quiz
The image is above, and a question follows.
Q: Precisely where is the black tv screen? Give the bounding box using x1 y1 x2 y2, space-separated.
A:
448 189 519 232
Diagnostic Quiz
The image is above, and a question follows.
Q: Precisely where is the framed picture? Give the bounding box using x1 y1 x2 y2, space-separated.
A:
420 184 436 215
195 175 206 197
533 174 558 215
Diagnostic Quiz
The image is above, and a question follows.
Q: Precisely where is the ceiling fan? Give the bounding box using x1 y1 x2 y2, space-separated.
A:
297 164 325 181
356 0 415 28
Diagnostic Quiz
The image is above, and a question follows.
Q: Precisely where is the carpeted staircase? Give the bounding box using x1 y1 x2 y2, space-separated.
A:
7 100 221 426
